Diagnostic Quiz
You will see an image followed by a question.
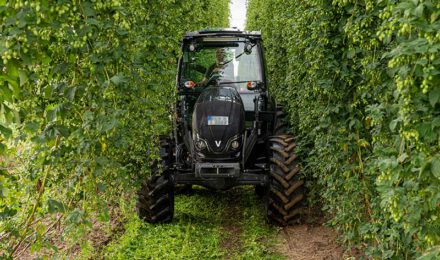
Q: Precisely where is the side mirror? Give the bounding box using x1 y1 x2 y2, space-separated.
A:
244 43 253 55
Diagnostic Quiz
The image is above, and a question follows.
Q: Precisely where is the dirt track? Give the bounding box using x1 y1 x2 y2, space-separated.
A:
217 189 351 260
277 224 344 260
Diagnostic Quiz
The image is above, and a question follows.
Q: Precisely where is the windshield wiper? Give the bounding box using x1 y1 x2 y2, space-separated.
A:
221 43 256 66
218 80 260 84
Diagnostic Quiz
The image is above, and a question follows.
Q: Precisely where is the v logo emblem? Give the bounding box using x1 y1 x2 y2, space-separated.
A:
215 140 222 147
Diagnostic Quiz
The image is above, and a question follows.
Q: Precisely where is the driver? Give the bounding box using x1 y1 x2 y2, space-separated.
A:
198 48 225 87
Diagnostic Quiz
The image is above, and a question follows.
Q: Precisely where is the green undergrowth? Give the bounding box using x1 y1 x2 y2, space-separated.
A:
238 188 282 259
101 187 281 259
0 0 229 256
247 0 440 258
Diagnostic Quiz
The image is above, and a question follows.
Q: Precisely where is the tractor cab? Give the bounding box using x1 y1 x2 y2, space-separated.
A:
179 29 266 112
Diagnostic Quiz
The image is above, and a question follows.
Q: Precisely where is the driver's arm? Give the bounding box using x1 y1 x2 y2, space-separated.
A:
197 63 216 87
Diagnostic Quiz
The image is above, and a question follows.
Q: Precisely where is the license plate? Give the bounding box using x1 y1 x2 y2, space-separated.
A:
208 116 229 126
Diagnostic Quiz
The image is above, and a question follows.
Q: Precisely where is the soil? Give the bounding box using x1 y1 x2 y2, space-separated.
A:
217 190 357 260
16 207 125 260
276 207 362 260
277 224 344 260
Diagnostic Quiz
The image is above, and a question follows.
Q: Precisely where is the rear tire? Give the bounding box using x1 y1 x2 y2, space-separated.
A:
136 137 175 223
267 109 305 225
274 106 288 135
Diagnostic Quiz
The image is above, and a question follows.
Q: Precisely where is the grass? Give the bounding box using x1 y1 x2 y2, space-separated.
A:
238 188 282 259
101 186 284 259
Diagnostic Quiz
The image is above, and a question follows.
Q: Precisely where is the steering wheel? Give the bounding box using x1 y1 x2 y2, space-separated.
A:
205 72 222 87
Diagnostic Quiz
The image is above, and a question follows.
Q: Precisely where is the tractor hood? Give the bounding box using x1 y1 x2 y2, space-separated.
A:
192 86 245 159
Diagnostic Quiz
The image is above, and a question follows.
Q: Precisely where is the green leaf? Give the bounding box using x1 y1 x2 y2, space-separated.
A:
0 83 13 102
46 109 57 122
82 2 96 17
47 199 66 213
397 153 408 163
0 182 7 198
414 4 424 17
417 122 432 137
24 121 40 133
1 74 19 97
418 246 440 260
0 123 12 138
98 206 109 222
18 70 28 87
347 49 355 59
97 183 106 192
432 117 440 128
379 158 399 171
0 206 17 220
0 143 7 153
85 18 101 27
110 75 127 86
66 86 77 101
96 156 109 166
67 208 84 224
45 103 65 122
6 60 19 79
389 119 399 132
431 156 440 178
397 1 415 10
102 118 118 132
429 87 440 107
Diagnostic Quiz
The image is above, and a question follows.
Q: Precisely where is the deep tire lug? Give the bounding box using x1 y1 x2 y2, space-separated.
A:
136 137 175 224
266 106 305 226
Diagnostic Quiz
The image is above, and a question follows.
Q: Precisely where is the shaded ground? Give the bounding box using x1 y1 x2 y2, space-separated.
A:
276 208 363 260
215 189 352 260
16 208 125 260
277 224 344 260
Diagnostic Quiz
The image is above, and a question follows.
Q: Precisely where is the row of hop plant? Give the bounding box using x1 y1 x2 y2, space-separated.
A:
0 0 229 257
247 0 439 258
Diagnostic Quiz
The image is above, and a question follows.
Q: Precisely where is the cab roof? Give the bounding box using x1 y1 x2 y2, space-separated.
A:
184 28 262 40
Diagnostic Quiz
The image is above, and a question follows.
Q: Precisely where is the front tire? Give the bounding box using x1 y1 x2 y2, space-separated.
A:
266 134 305 226
137 175 174 223
136 137 175 223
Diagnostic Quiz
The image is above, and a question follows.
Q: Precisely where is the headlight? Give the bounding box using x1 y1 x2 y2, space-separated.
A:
196 140 207 150
231 140 240 149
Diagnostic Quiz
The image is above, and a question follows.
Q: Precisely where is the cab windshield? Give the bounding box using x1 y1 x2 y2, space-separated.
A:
181 41 263 94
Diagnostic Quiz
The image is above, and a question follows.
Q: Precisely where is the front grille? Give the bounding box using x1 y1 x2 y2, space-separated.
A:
195 162 240 178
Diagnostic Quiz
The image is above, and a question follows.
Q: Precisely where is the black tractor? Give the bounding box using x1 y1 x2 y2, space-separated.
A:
136 28 305 226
